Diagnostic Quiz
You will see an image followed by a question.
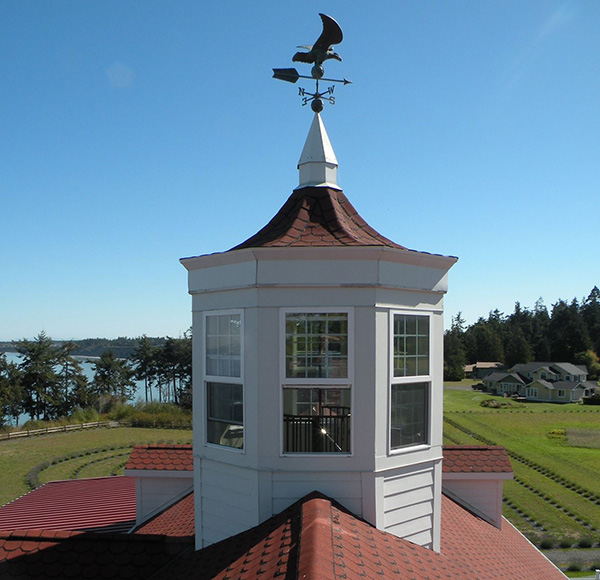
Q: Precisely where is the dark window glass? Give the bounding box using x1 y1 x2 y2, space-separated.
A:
390 382 428 449
207 382 243 449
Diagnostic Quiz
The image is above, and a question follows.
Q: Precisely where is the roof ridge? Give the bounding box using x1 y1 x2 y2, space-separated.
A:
297 495 336 580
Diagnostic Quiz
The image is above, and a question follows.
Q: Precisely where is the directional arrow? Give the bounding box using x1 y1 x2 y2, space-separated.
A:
273 67 352 85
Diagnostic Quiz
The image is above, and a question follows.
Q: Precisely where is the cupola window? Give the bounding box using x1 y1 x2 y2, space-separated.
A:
390 313 431 450
282 310 352 454
204 311 244 450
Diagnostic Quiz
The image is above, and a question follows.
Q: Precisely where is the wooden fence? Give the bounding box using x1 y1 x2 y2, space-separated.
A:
0 421 119 441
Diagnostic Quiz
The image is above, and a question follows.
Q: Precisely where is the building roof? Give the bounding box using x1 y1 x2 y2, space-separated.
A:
0 530 192 580
443 446 512 474
148 491 565 580
125 445 193 472
0 491 566 579
134 492 194 537
551 362 587 376
230 185 407 250
483 371 524 384
0 477 136 534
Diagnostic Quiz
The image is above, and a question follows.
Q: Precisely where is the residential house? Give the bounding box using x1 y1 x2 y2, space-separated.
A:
483 361 597 402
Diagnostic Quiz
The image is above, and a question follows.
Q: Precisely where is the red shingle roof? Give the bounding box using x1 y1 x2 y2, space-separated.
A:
0 491 566 579
0 477 135 533
134 492 194 537
230 186 407 250
0 530 192 579
125 445 193 472
443 445 513 474
149 491 566 579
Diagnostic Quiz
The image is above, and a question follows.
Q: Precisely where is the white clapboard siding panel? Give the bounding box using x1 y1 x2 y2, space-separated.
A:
387 514 433 539
139 477 193 521
401 528 433 548
272 472 362 498
383 500 433 528
272 496 362 518
383 468 434 497
443 480 502 526
271 470 363 517
382 464 435 546
202 461 256 495
202 483 255 517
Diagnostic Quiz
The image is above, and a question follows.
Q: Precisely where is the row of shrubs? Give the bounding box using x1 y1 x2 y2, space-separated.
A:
444 416 600 505
16 402 192 433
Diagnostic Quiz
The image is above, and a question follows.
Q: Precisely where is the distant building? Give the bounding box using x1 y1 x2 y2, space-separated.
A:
482 362 597 402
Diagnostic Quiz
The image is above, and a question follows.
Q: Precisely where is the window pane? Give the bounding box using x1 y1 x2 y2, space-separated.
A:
285 312 349 379
390 382 428 449
207 382 244 449
393 314 430 377
205 313 242 378
283 387 351 453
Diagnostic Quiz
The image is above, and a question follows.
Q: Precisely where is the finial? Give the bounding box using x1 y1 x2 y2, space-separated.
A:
272 13 351 112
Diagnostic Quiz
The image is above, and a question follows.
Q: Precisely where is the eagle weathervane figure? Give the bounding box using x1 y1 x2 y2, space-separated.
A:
273 13 351 113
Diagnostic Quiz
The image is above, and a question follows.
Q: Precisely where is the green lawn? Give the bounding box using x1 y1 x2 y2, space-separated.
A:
443 387 600 546
0 426 192 506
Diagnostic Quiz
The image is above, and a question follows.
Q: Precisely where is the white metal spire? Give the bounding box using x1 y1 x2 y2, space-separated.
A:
296 113 340 190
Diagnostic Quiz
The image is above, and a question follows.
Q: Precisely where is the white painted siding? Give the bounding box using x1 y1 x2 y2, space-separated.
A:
443 479 504 528
382 464 436 548
136 476 193 525
198 459 259 546
271 471 363 516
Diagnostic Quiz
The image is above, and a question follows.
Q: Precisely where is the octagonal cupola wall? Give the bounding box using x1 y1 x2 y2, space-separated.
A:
181 113 457 552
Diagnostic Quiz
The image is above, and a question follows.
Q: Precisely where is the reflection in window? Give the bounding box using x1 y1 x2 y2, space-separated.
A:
206 313 241 378
283 387 351 453
285 313 348 379
393 315 429 377
390 382 428 449
207 382 243 449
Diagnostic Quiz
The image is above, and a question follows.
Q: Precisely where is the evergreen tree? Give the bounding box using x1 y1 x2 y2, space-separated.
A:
549 299 590 361
0 355 24 427
92 350 135 412
444 314 466 381
15 332 59 421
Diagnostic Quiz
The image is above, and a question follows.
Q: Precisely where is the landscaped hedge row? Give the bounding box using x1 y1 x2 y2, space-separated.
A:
444 415 600 505
25 444 136 490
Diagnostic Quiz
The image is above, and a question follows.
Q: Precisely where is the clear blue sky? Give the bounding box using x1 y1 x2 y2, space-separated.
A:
1 1 599 341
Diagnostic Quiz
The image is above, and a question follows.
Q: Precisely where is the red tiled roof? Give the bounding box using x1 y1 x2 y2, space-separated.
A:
230 186 407 250
134 492 194 537
0 491 565 579
0 530 192 579
150 492 565 580
0 477 135 533
443 445 513 474
125 444 193 472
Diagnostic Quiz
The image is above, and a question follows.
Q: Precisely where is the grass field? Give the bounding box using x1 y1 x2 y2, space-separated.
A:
443 387 600 548
0 426 192 506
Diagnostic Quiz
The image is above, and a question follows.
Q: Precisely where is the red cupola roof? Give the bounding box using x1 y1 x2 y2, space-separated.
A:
231 185 406 250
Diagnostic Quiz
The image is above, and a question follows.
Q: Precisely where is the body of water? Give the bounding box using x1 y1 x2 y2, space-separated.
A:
2 352 150 426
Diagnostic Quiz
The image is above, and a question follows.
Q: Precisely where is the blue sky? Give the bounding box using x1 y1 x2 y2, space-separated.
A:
1 1 599 340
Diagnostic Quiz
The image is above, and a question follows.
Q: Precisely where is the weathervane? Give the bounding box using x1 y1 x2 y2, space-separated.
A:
273 13 351 113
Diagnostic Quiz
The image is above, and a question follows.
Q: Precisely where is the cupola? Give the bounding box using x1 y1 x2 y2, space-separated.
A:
181 111 457 551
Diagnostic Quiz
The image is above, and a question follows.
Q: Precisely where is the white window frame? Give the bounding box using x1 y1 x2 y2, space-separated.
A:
203 309 244 453
389 310 433 454
280 307 354 456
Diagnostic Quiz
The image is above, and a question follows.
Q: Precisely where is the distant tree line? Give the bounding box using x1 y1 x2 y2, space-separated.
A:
0 332 191 427
444 287 600 381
